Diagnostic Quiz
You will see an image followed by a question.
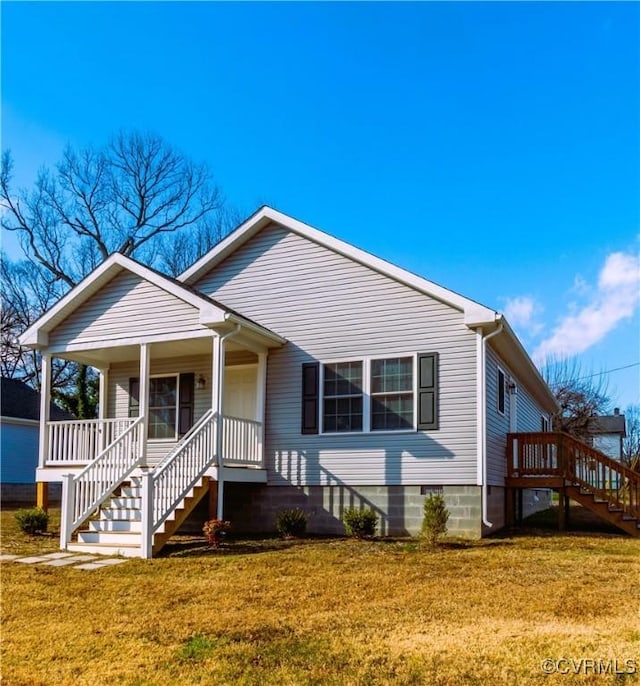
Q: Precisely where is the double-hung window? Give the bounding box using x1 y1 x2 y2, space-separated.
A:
148 376 178 439
129 374 195 440
320 356 416 433
370 357 414 430
323 361 363 432
302 353 438 435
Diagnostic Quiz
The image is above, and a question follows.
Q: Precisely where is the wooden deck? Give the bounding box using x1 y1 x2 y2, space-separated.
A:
506 432 640 537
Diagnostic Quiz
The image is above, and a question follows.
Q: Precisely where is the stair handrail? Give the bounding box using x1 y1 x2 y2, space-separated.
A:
60 416 144 547
148 410 218 536
153 409 216 472
560 432 640 520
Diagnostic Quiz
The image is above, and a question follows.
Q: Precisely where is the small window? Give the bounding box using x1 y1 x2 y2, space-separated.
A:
148 376 178 439
497 368 506 415
323 361 363 432
370 357 413 430
541 416 550 432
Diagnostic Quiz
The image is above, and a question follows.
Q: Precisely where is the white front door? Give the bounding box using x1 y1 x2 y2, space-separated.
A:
223 365 257 420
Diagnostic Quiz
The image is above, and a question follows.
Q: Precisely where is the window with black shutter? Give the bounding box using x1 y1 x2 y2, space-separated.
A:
128 373 195 439
301 362 319 434
417 353 439 431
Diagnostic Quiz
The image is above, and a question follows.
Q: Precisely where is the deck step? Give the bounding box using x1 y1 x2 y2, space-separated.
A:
89 519 142 533
120 486 142 498
100 508 142 521
110 497 142 508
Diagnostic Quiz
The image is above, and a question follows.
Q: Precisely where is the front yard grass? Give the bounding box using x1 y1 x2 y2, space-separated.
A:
1 506 639 686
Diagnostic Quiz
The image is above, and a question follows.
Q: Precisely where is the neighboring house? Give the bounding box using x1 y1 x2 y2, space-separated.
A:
592 409 626 461
1 377 73 502
19 206 567 557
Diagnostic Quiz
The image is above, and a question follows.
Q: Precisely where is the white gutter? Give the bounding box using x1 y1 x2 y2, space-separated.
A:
216 323 242 520
477 317 504 528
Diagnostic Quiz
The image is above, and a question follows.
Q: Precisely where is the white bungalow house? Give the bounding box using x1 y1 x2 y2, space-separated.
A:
20 206 577 557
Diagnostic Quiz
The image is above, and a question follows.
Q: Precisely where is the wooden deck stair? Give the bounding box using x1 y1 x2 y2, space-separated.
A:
507 432 640 537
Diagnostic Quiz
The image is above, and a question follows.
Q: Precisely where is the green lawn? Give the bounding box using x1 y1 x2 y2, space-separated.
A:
2 507 639 686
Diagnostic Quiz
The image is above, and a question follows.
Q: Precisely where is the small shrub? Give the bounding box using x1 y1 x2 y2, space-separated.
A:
342 507 378 538
15 507 49 534
275 508 308 538
202 519 231 547
421 493 449 547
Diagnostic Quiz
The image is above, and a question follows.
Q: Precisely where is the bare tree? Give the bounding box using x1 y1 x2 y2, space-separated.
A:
540 356 611 443
623 404 640 469
1 131 224 287
155 205 244 277
1 131 231 408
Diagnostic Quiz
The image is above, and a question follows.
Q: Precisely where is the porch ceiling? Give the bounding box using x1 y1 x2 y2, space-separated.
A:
52 336 252 367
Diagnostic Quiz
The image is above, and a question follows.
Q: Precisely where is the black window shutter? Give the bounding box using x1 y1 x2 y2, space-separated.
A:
301 362 319 434
178 373 195 436
129 378 140 418
417 353 439 431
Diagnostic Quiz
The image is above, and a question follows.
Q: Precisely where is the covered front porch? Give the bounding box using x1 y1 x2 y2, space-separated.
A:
34 324 284 556
19 252 285 556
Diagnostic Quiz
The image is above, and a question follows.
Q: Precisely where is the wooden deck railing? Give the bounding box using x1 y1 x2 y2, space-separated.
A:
508 432 640 520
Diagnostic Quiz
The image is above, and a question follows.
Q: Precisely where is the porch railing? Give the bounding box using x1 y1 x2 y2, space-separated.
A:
47 418 135 465
221 415 263 466
60 416 144 547
507 432 640 520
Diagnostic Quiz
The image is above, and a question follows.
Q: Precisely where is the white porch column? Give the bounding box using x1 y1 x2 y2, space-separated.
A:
256 352 267 467
98 366 109 451
214 335 227 520
139 344 150 464
38 353 51 469
211 334 221 417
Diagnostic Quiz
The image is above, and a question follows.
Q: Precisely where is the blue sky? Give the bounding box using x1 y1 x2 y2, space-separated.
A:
2 1 639 408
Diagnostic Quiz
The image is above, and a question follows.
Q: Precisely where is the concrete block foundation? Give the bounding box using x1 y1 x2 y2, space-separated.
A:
222 483 504 539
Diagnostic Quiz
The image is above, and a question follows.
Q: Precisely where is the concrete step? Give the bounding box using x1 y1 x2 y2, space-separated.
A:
67 542 142 558
78 530 142 546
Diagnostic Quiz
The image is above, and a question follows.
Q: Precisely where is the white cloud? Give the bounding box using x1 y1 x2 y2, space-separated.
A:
503 295 543 335
533 251 640 364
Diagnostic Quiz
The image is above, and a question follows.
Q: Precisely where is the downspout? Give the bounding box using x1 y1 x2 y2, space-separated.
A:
216 323 242 520
478 317 504 528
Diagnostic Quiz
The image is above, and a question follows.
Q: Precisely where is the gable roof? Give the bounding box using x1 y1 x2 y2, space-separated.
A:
1 377 73 421
180 206 499 326
19 252 284 349
180 206 557 412
592 414 626 437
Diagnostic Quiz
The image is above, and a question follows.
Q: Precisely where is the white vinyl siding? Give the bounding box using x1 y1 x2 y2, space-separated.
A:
486 346 549 485
107 353 255 466
194 223 478 487
48 271 204 349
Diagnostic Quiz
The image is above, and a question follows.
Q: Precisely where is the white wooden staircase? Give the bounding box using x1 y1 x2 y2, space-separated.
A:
59 410 262 558
68 475 211 557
